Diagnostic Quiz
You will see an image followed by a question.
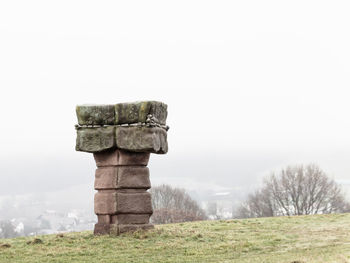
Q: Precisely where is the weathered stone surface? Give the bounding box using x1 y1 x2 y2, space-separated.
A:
93 149 119 167
94 166 150 190
117 192 153 214
115 127 168 154
94 191 117 214
115 101 167 125
111 214 150 225
94 223 121 235
95 191 152 215
118 150 150 165
94 149 150 167
97 215 110 224
94 167 118 190
76 104 115 125
159 129 168 154
94 223 111 235
76 123 167 154
118 224 154 234
76 126 115 153
118 167 150 189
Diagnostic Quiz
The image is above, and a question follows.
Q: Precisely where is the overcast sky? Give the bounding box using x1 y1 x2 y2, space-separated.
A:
1 1 350 200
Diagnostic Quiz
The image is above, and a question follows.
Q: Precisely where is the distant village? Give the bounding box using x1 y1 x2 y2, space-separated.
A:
0 209 95 238
2 182 349 238
0 190 238 238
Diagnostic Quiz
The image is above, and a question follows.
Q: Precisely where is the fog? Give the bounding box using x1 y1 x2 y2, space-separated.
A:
1 0 350 227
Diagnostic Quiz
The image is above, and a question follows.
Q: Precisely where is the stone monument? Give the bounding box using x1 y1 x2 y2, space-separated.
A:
75 101 169 235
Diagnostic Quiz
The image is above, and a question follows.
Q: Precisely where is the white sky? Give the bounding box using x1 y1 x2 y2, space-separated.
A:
0 0 350 197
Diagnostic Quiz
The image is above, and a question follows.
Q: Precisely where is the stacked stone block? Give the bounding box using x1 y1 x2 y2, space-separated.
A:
75 101 168 235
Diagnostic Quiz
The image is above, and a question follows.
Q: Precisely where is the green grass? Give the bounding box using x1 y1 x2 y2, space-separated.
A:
1 213 350 263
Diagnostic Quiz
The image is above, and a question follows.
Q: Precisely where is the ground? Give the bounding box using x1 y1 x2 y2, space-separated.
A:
0 213 349 263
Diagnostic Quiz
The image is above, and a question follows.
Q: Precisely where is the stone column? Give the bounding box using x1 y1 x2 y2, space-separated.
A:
93 149 153 235
75 101 168 235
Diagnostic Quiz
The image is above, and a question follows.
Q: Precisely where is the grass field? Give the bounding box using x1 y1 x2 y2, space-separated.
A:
0 213 349 263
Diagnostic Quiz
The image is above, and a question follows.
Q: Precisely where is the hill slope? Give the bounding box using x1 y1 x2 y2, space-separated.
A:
0 213 349 263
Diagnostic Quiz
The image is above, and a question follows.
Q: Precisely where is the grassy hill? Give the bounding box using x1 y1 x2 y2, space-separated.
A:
0 213 349 263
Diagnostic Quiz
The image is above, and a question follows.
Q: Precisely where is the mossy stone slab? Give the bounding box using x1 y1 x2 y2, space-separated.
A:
76 104 115 125
115 101 167 125
76 126 115 153
115 126 168 154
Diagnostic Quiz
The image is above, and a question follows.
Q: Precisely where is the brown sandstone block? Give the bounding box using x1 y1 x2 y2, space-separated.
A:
116 192 153 214
93 223 120 235
94 167 118 190
93 149 119 167
94 191 117 215
94 223 111 235
94 166 150 190
76 126 115 153
118 224 154 234
93 149 150 167
97 215 110 224
118 150 150 166
111 214 150 225
117 166 150 189
97 215 111 224
115 126 168 154
94 191 152 215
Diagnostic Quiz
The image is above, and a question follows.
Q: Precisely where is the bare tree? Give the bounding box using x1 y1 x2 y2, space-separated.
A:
150 184 207 224
236 164 349 218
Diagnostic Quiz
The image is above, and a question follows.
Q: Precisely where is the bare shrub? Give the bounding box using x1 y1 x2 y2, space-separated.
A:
150 184 207 224
236 164 350 218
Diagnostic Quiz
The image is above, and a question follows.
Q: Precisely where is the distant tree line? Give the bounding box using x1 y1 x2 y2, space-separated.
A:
236 164 350 218
150 184 207 224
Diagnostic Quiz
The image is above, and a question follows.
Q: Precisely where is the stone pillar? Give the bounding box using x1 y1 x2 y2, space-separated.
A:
74 101 168 235
93 149 153 235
